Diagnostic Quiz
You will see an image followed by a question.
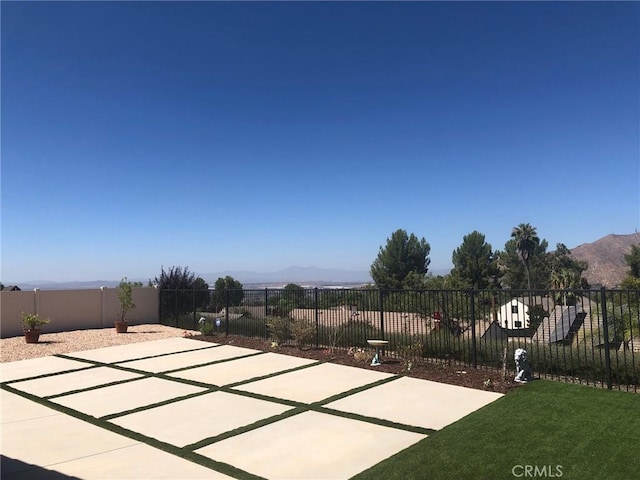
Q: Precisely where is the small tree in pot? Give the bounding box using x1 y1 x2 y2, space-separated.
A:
116 277 136 333
21 312 50 344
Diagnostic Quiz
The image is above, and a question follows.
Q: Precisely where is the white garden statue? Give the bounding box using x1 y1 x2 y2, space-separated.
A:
514 348 533 383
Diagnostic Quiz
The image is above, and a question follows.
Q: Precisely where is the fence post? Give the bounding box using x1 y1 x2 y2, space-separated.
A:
174 290 178 328
192 288 197 330
600 287 612 390
314 287 319 348
470 289 477 368
100 286 107 328
33 288 40 315
225 289 230 336
264 288 269 318
379 290 385 340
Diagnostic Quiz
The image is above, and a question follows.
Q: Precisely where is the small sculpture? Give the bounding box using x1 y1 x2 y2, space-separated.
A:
370 351 381 367
514 348 532 383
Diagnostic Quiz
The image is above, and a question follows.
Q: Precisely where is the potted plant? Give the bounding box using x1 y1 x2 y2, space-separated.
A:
115 277 136 333
21 312 50 344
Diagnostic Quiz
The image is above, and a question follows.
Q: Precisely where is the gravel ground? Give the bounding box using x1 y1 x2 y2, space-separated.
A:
0 324 191 363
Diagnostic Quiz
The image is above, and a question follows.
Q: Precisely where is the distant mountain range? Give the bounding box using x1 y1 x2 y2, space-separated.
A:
7 233 639 290
10 267 374 291
569 232 640 287
200 266 372 286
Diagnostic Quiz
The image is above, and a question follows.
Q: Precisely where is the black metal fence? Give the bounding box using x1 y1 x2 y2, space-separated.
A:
159 287 640 392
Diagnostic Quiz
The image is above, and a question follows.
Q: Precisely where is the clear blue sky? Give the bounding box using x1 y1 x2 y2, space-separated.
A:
2 1 639 283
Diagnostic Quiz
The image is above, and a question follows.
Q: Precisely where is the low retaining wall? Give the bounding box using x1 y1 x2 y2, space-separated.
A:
0 287 159 338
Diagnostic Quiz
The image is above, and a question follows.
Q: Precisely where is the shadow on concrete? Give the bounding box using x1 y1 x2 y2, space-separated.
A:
1 455 82 479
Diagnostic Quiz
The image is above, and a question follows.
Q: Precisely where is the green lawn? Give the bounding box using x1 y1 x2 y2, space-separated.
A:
353 381 640 480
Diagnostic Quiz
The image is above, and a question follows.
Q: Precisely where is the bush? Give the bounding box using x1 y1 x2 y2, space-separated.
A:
226 316 268 338
334 320 382 348
266 316 292 345
396 339 424 372
291 318 316 350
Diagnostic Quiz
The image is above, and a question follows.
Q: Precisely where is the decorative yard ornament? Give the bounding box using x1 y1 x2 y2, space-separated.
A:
514 348 533 383
366 340 389 367
370 350 381 367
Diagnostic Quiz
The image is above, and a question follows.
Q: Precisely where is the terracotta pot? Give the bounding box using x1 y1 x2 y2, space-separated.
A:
114 321 128 333
24 329 41 344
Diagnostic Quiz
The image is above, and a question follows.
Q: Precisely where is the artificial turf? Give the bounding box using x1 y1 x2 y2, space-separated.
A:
353 380 640 480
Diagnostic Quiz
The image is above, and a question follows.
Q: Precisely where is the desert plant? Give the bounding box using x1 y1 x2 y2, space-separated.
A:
348 347 372 363
291 318 316 350
21 312 50 330
327 325 344 353
117 277 136 322
396 340 423 373
198 316 217 336
266 316 292 345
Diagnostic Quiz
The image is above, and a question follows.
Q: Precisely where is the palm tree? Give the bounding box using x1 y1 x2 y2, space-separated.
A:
511 223 540 290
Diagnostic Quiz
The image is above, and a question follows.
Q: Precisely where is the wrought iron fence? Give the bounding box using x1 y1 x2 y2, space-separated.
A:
159 287 640 392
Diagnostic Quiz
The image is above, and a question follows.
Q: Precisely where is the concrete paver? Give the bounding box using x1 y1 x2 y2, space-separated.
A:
1 443 235 480
67 337 213 364
325 376 503 430
9 366 143 397
1 338 505 479
118 345 260 373
1 389 60 423
0 356 90 383
167 351 317 386
1 405 138 474
50 377 207 418
110 391 293 447
196 410 426 480
233 362 394 403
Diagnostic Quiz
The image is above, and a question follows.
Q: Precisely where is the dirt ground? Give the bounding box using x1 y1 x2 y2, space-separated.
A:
192 333 520 394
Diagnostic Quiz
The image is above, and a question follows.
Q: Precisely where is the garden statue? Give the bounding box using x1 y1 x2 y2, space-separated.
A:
514 348 532 383
370 350 381 367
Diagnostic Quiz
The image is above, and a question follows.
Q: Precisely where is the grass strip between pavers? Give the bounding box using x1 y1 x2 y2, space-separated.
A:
57 345 267 373
222 359 323 388
150 350 267 374
56 342 224 365
184 406 308 451
0 382 267 480
99 388 217 421
1 363 100 385
315 406 435 436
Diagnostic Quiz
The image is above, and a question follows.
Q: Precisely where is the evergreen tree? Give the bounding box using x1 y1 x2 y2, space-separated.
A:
451 231 500 289
621 244 640 289
370 229 430 289
211 276 244 311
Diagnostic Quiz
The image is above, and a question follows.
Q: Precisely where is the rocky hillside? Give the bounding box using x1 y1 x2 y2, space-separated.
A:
570 233 640 287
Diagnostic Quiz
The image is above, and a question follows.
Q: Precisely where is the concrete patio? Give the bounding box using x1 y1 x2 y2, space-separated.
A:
1 337 503 479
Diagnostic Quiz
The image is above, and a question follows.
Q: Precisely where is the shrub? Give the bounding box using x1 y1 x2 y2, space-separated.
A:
396 339 424 373
266 316 292 345
226 316 268 338
21 312 51 330
348 347 372 364
291 318 316 350
198 317 217 336
335 320 382 348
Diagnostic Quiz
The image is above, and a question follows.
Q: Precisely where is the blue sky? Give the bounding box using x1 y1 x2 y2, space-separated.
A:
2 1 639 283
